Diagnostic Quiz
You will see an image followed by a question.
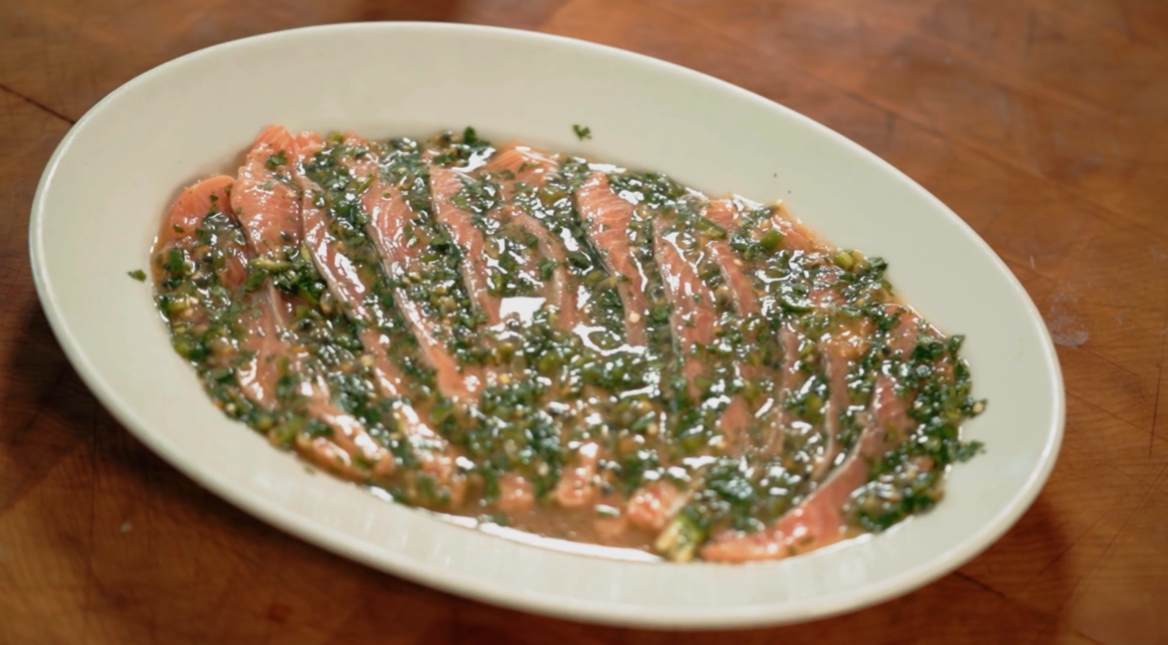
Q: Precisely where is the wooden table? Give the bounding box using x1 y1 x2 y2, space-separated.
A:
2 1 1166 643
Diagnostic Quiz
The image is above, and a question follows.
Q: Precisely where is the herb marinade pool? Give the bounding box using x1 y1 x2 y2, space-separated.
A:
149 126 983 562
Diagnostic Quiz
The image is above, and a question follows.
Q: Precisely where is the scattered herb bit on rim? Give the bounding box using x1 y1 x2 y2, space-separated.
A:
127 269 147 282
572 124 592 141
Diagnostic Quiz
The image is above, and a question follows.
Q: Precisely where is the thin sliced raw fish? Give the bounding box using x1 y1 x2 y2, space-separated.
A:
553 441 601 508
513 208 578 331
705 199 846 458
357 151 485 401
769 207 824 254
575 172 650 346
763 323 803 455
811 341 851 481
651 218 716 400
488 147 619 509
152 175 234 261
716 396 755 450
700 307 920 562
233 295 285 407
296 134 465 488
484 146 579 331
229 128 395 480
699 199 789 450
154 176 285 409
703 199 760 316
763 274 845 459
626 481 686 532
231 126 302 258
154 175 249 289
429 165 503 326
293 132 407 398
485 144 556 200
809 312 876 481
299 396 396 481
496 473 536 513
254 304 394 479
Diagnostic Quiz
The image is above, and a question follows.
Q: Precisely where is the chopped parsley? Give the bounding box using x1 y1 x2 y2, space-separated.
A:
148 127 984 563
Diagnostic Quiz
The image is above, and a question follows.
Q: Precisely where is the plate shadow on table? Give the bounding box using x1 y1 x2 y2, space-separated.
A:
0 302 95 516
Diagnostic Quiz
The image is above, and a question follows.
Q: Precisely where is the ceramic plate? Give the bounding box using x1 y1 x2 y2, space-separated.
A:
29 23 1064 629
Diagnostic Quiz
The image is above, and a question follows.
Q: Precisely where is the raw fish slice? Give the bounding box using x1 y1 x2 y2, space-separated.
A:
700 199 786 452
229 128 395 480
152 175 249 291
295 133 464 490
293 132 407 398
764 324 803 455
626 481 686 532
512 208 579 331
484 145 579 331
650 218 716 400
700 308 921 562
575 172 651 346
358 154 486 401
485 144 556 200
429 165 503 326
702 199 759 316
496 473 536 513
552 441 601 508
231 126 301 259
152 175 234 259
154 176 284 409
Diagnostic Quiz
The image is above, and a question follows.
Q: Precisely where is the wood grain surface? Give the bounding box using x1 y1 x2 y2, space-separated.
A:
2 0 1166 643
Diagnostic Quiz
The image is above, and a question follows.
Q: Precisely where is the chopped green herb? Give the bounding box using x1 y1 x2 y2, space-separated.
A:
147 127 983 563
265 150 288 170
